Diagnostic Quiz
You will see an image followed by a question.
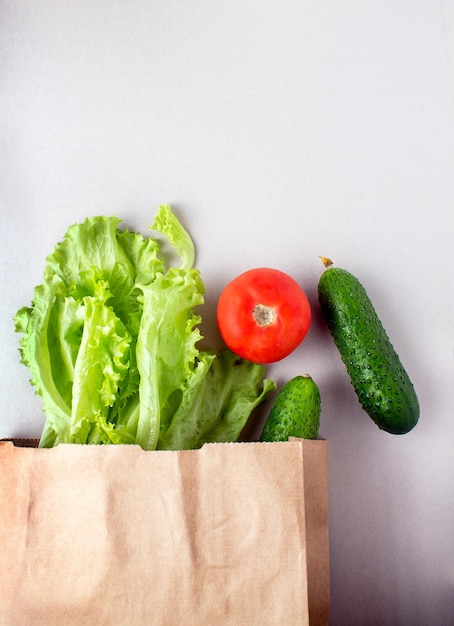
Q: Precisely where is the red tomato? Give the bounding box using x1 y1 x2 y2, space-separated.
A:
216 267 311 364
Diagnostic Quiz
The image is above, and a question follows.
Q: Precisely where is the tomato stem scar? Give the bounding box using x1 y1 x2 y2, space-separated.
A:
253 304 276 327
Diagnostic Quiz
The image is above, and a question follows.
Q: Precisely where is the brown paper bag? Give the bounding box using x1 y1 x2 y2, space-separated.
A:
0 439 329 625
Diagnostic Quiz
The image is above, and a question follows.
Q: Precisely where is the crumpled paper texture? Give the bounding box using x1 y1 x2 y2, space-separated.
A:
0 439 329 625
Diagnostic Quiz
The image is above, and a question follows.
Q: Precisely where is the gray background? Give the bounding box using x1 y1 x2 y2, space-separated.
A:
1 1 453 623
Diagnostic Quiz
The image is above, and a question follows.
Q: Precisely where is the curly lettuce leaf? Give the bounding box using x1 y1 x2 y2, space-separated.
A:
15 276 72 447
157 351 276 450
134 267 205 451
151 204 195 270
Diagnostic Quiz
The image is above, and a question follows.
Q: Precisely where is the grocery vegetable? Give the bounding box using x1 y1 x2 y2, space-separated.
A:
317 257 419 434
14 205 275 450
216 267 311 364
260 375 321 441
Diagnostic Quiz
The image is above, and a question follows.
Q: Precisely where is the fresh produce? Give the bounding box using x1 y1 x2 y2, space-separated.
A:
216 267 311 364
14 205 276 450
317 257 419 434
260 375 321 441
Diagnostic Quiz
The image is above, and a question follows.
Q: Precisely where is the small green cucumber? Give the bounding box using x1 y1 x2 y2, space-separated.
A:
317 258 419 435
260 375 321 442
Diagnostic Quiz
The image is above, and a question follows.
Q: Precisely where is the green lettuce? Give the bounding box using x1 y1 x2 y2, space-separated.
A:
14 205 275 450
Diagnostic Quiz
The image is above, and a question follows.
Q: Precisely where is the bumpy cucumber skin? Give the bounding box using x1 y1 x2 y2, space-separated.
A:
260 375 321 442
318 267 419 435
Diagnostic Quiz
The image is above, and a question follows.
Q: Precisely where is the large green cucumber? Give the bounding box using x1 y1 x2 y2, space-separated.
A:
260 375 321 442
317 259 419 434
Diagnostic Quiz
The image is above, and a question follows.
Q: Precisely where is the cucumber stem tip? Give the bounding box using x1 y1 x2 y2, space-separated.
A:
319 256 333 268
